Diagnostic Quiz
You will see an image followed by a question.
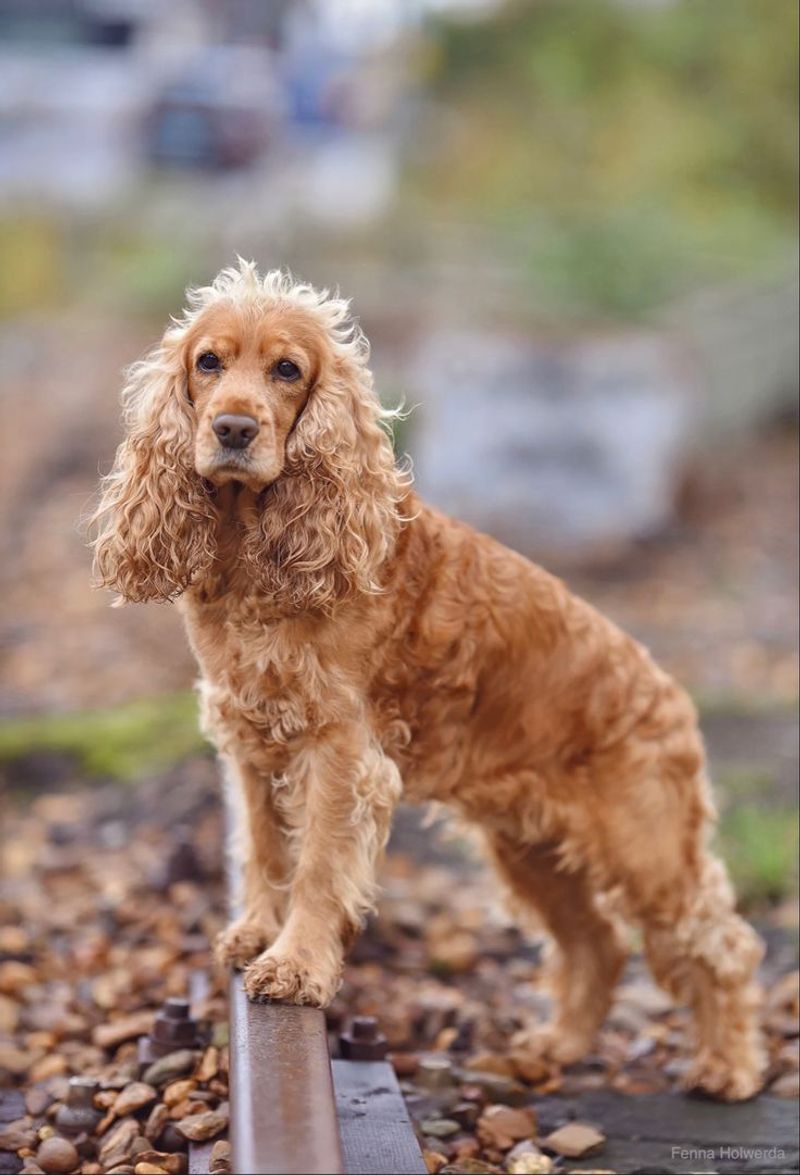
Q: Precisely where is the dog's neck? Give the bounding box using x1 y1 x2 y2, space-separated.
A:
189 481 266 604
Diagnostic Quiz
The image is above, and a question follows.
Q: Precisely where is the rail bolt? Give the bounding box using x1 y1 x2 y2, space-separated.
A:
54 1077 102 1136
339 1015 389 1060
138 996 205 1069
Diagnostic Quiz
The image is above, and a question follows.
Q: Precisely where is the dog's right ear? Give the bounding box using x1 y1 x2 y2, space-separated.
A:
90 330 217 603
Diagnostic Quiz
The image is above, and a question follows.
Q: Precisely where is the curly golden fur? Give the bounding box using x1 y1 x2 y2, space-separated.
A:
92 260 765 1101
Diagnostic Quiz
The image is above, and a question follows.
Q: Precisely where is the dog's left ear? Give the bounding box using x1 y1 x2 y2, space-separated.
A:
245 351 403 612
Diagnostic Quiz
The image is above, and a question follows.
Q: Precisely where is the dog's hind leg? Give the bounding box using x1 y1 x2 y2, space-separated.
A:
488 834 628 1066
592 724 766 1100
635 846 765 1101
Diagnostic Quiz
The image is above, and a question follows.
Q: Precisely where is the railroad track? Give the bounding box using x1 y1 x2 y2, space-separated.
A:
188 856 427 1174
184 977 426 1174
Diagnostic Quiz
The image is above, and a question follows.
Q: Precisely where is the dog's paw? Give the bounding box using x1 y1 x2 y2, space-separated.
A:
682 1052 763 1102
243 948 340 1007
215 920 274 970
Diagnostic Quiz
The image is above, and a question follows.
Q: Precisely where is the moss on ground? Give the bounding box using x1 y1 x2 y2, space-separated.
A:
718 803 799 909
0 692 207 781
1 692 796 909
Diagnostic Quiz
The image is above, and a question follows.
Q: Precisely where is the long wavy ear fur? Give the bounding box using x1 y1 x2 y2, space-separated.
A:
90 333 217 603
241 350 405 614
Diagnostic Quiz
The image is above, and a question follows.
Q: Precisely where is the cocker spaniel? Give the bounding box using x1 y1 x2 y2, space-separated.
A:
92 260 764 1101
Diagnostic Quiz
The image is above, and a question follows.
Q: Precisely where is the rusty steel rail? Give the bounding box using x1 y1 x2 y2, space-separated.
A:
229 975 345 1175
224 826 425 1174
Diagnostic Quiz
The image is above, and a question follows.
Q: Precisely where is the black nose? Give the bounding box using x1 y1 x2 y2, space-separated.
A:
212 413 260 450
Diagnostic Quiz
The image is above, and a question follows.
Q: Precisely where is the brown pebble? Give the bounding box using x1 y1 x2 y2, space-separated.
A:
0 1122 38 1152
208 1140 230 1175
194 1048 219 1084
26 1088 53 1118
161 1082 195 1110
141 1053 197 1089
541 1122 605 1159
98 1119 140 1167
389 1052 419 1077
142 1104 168 1145
153 1126 187 1155
174 1110 227 1142
92 1014 154 1052
35 1137 79 1175
133 1165 166 1175
133 1155 185 1175
29 1058 68 1085
113 1086 157 1119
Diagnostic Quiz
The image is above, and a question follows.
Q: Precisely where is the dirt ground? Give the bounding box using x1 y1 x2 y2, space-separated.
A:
0 760 797 1175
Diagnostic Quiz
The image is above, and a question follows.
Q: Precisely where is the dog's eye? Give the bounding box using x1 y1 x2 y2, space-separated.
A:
274 359 301 382
197 352 221 372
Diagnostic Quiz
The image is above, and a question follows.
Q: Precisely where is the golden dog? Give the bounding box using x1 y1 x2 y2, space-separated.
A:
92 261 764 1101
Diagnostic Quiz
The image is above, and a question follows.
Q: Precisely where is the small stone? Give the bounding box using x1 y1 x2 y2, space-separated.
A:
28 1059 67 1086
174 1112 227 1143
133 1165 166 1175
509 1053 553 1087
440 1162 498 1174
450 1102 480 1130
477 1105 537 1151
24 1090 52 1119
141 1054 197 1090
194 1049 219 1084
466 1054 516 1078
92 1015 154 1052
417 1057 456 1090
770 1071 800 1098
506 1144 553 1174
161 1083 194 1111
113 1087 157 1119
390 1053 419 1078
34 1138 79 1175
458 1071 527 1106
143 1106 168 1145
0 963 37 996
152 1127 186 1156
0 1123 37 1152
208 1140 230 1175
422 1153 448 1175
420 1119 460 1139
541 1122 605 1159
98 1119 140 1167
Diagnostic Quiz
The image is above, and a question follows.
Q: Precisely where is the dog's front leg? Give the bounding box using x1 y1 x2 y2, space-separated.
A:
215 755 292 970
244 726 401 1006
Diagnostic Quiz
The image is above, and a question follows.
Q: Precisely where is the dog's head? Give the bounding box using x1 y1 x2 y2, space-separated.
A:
91 261 405 611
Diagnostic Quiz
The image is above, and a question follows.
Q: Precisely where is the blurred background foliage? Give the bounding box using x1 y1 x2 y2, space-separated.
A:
414 0 799 318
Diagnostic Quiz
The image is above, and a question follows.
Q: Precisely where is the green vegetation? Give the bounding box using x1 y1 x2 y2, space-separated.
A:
417 0 799 319
0 692 207 782
719 803 799 908
0 691 795 909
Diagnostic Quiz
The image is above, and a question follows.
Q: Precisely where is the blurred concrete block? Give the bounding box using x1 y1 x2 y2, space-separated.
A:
664 265 799 436
410 329 693 556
